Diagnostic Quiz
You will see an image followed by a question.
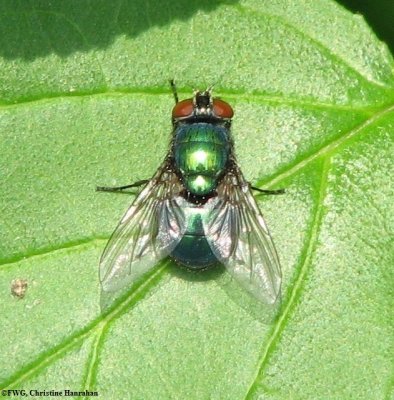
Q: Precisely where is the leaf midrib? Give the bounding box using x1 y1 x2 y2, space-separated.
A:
0 89 390 111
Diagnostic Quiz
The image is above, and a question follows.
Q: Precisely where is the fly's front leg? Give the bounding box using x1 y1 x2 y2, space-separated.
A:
169 79 179 104
96 179 149 193
251 185 285 195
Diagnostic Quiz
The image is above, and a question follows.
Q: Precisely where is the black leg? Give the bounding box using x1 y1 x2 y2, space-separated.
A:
96 179 150 193
169 79 179 104
251 186 285 195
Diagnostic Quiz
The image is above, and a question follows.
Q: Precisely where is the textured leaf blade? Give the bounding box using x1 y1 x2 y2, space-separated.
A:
0 1 393 399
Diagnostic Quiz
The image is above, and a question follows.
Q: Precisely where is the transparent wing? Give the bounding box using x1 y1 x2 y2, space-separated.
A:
204 164 281 305
99 160 186 307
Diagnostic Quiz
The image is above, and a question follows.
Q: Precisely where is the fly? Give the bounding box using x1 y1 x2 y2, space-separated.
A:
97 80 284 308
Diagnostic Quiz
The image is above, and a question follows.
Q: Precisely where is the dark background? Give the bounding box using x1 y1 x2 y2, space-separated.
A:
337 0 394 53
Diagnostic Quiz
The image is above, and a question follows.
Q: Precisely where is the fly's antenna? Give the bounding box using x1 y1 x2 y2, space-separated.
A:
205 66 231 96
206 84 215 95
169 79 179 104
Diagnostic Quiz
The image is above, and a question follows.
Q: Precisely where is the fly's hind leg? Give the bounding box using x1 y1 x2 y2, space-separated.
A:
96 179 150 193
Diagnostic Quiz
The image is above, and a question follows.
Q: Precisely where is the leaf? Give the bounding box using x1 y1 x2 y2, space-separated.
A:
0 1 393 399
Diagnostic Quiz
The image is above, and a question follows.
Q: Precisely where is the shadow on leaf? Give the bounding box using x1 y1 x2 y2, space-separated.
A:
0 0 238 60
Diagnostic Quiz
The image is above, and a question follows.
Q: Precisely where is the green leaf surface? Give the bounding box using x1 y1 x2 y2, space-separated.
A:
0 1 393 399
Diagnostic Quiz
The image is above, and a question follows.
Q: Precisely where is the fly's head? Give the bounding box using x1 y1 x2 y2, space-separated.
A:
172 87 234 125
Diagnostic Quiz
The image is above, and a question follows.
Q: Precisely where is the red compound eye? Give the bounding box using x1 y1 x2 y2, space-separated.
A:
213 99 234 118
172 99 194 118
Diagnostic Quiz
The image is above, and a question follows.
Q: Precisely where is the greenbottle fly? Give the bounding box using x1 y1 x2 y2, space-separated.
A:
97 81 283 306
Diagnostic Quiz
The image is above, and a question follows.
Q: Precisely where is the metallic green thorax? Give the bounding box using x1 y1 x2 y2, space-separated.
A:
173 122 230 196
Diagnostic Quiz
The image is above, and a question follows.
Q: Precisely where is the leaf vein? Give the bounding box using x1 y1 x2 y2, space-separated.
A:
0 237 108 269
245 157 331 399
235 4 393 88
259 103 394 189
80 327 104 397
0 264 168 389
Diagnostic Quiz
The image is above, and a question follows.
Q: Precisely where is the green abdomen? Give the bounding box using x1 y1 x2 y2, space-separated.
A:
173 123 230 196
171 203 218 268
